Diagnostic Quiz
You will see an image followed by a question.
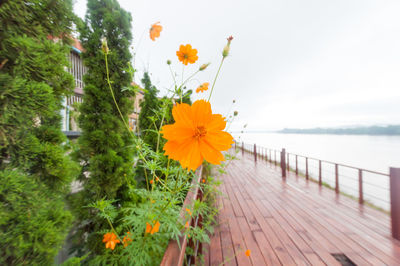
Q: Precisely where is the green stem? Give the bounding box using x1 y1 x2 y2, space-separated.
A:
105 53 135 139
207 57 225 102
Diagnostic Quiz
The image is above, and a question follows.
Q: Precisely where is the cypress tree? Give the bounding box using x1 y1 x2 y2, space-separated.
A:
138 72 162 151
0 0 78 264
139 72 193 152
72 0 135 254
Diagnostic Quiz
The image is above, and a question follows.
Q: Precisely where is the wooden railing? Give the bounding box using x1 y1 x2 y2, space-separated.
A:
160 166 204 266
236 141 400 241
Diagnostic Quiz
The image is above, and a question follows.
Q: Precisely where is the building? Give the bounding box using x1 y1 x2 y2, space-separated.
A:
128 84 144 132
61 39 144 137
61 38 86 133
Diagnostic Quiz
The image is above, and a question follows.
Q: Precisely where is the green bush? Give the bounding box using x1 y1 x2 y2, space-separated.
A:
0 169 73 265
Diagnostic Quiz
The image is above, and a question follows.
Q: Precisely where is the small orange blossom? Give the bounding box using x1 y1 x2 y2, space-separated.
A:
150 22 162 41
176 44 198 65
245 249 251 257
145 221 160 235
196 82 209 93
122 232 133 247
103 232 120 250
161 100 234 171
186 208 192 216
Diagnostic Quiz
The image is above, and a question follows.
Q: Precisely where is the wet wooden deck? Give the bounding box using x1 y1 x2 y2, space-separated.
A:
202 151 400 265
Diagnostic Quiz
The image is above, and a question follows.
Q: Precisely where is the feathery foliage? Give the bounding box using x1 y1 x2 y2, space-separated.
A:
0 0 78 264
71 0 136 256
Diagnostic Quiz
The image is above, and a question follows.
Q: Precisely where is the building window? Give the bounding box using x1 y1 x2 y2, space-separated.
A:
68 51 87 89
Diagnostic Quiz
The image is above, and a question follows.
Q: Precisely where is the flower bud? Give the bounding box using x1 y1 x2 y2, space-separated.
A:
222 36 233 58
101 37 109 54
199 63 210 71
233 99 236 103
167 59 171 65
222 45 230 58
234 111 238 116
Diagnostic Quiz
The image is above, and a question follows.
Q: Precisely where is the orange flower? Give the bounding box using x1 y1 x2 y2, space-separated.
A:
161 100 234 171
122 232 133 247
245 249 251 257
185 221 190 229
196 82 209 93
145 221 161 235
176 44 198 65
150 179 154 184
151 221 160 234
150 22 162 41
145 222 152 234
186 208 192 216
202 179 206 183
103 232 120 250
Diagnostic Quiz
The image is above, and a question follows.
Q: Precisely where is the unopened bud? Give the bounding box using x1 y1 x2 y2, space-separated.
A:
222 45 230 58
101 37 109 54
199 63 210 71
167 59 171 65
222 35 233 58
233 99 236 103
234 111 238 116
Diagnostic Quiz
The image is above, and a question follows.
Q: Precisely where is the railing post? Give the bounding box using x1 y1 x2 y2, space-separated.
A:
269 150 271 162
281 148 286 178
358 169 363 204
390 168 400 240
253 144 257 162
242 142 244 156
295 155 298 175
265 149 268 161
274 150 277 165
287 153 290 171
335 164 339 194
319 160 322 186
197 188 203 261
305 157 309 180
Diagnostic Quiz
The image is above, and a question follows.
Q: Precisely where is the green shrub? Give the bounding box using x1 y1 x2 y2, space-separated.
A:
0 169 73 265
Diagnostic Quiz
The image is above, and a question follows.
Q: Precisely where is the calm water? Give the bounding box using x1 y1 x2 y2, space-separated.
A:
234 132 400 211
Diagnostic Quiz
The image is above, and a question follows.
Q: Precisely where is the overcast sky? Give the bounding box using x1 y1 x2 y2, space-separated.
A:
73 0 400 131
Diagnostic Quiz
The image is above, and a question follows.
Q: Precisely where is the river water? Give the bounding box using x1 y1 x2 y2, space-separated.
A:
233 132 400 211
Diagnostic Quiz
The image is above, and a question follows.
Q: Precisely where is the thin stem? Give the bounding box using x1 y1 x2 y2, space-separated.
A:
207 57 225 102
105 53 135 139
181 70 200 87
106 217 123 242
168 65 177 86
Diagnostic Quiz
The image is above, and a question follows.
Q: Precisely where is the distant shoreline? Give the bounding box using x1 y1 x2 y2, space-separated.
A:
233 125 400 136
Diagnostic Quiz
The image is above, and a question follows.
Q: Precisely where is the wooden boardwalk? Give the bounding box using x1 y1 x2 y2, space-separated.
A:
202 151 400 265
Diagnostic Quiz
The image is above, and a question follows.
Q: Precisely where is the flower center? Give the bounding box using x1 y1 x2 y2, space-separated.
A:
184 54 188 59
194 126 207 139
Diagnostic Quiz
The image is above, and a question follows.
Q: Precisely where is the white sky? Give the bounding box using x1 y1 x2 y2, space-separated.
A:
73 0 400 131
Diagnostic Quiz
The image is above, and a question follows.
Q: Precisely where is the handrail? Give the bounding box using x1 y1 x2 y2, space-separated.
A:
239 141 400 242
160 166 203 266
286 152 389 176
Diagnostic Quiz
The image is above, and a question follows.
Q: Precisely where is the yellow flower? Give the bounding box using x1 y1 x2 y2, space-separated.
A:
103 232 120 250
161 100 234 171
150 22 162 41
196 82 209 93
176 44 198 65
